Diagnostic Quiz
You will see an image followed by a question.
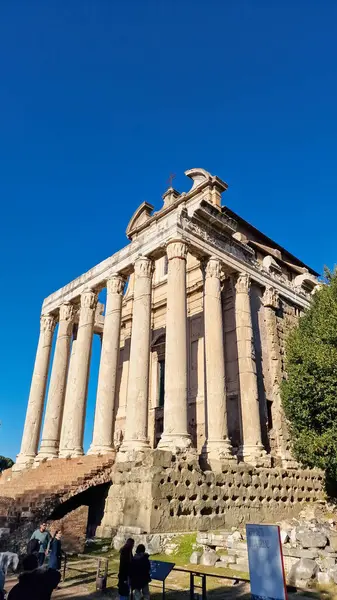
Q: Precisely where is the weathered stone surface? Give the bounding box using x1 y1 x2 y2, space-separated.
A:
289 558 319 586
327 533 337 552
190 551 202 565
227 531 242 546
317 571 331 585
200 549 218 566
319 556 336 571
283 556 300 573
282 547 318 559
329 566 337 584
296 531 327 549
280 530 289 544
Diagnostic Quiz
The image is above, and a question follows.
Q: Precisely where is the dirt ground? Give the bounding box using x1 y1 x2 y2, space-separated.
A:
5 553 336 600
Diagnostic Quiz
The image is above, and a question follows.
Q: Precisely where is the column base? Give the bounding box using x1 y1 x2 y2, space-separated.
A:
157 433 192 454
87 444 115 456
118 438 150 453
58 447 84 459
238 444 271 467
117 440 151 464
35 440 60 463
204 439 237 471
12 453 35 472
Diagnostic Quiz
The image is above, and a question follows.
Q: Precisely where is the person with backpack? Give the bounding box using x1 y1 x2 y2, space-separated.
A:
28 523 51 566
129 544 151 600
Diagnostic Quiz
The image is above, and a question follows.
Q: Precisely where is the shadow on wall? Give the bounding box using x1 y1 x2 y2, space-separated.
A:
48 482 110 551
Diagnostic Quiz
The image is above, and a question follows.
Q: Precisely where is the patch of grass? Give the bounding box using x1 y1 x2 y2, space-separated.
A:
173 533 197 562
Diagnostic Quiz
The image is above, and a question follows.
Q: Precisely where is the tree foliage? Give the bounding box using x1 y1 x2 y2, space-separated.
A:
282 268 337 493
0 455 14 472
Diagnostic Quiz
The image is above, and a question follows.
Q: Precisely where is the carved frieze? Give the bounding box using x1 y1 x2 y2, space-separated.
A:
181 216 253 263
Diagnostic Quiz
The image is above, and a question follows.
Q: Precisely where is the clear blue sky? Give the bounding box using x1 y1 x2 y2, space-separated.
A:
1 1 336 460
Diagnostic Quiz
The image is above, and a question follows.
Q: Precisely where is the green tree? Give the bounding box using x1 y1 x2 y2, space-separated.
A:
0 455 14 472
282 268 337 494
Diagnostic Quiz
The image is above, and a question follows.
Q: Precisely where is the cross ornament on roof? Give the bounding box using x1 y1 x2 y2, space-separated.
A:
167 173 176 188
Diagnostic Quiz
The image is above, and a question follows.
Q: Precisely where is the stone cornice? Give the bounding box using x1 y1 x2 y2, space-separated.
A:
178 216 312 309
43 209 313 314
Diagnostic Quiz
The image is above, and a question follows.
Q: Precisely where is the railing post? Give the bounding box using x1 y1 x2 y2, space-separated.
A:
190 572 194 600
202 574 207 600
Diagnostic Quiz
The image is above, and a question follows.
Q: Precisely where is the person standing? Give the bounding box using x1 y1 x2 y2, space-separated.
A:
48 530 63 572
29 523 51 567
130 544 151 600
118 538 134 600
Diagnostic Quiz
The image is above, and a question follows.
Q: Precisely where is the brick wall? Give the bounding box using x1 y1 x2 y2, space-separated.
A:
49 505 88 554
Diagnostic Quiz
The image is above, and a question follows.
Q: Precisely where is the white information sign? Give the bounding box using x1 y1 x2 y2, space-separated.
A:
246 524 287 600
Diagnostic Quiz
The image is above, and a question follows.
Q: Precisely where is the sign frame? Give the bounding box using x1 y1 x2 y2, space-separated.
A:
246 524 287 600
149 560 175 600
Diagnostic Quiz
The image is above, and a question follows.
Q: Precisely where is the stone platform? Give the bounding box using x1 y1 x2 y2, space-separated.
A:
0 449 325 551
97 450 325 536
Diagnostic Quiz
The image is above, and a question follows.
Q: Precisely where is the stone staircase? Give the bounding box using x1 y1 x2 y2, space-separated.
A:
0 454 115 518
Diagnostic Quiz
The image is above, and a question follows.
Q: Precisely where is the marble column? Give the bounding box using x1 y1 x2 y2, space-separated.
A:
235 273 267 465
262 287 296 467
59 290 97 457
89 274 125 455
36 303 74 460
120 257 153 452
204 257 233 463
14 314 56 471
158 239 192 452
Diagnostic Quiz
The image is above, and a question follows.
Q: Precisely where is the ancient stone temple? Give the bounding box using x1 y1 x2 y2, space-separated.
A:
11 168 324 535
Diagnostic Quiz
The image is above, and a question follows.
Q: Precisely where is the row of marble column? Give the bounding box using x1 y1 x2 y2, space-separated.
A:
15 238 272 470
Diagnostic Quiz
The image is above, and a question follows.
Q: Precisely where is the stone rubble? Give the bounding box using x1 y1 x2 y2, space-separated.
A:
194 513 337 588
112 526 178 556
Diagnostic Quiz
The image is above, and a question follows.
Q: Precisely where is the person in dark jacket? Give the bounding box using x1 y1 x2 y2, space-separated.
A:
8 554 60 600
48 530 63 571
130 544 151 600
118 538 134 600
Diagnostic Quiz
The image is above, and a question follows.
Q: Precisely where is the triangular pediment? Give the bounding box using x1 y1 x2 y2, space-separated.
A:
126 201 154 239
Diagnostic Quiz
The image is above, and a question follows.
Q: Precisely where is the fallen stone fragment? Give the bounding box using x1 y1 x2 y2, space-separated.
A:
200 549 218 566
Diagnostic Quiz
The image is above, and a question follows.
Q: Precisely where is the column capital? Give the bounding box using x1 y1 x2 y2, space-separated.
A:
107 274 126 295
134 256 153 278
59 302 74 322
262 286 280 309
166 238 188 261
235 272 250 294
80 289 98 310
205 256 222 279
40 314 56 332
